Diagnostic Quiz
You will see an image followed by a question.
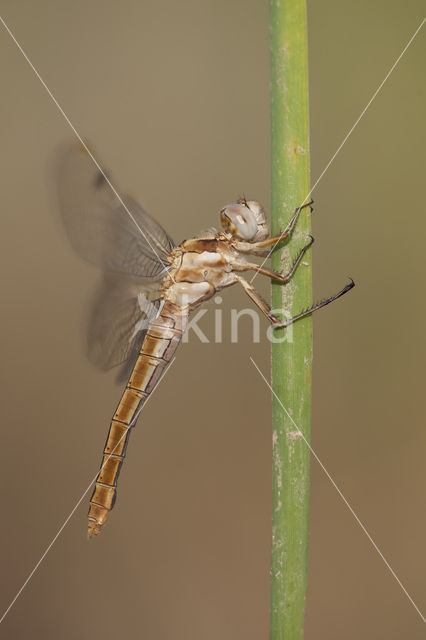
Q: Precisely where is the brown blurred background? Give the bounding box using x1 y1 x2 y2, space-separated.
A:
0 1 425 638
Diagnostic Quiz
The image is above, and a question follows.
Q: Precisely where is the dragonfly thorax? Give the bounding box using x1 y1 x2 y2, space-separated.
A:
164 245 235 309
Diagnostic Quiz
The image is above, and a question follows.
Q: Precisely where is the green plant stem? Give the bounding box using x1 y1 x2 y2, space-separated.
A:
269 1 312 639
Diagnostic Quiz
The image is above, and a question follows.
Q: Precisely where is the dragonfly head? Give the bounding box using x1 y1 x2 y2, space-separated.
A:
220 199 269 242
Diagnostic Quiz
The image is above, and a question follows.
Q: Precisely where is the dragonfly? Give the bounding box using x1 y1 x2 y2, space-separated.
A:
55 142 354 538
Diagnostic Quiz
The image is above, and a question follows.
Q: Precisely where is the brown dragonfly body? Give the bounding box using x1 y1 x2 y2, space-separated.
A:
55 143 354 537
87 302 186 536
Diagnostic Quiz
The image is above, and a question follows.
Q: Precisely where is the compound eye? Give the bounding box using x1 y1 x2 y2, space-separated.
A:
220 204 258 240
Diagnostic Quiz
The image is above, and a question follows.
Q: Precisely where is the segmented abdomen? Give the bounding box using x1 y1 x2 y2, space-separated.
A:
88 302 187 537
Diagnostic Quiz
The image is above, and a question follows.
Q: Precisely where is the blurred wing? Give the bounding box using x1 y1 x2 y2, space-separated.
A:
86 273 162 374
194 226 218 239
54 141 174 280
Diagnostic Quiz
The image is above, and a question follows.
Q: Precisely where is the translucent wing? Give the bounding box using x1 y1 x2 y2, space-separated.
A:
54 142 174 279
86 273 161 376
53 141 172 376
194 226 218 239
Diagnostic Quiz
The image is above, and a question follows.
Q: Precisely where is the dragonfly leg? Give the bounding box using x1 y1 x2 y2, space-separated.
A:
235 276 283 324
233 200 313 254
260 235 314 283
233 235 314 284
273 199 313 243
272 279 355 329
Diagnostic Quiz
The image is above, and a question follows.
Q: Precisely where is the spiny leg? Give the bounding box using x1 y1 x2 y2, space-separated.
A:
263 199 314 247
235 276 282 324
235 276 355 327
273 279 355 329
233 235 314 284
278 199 314 242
